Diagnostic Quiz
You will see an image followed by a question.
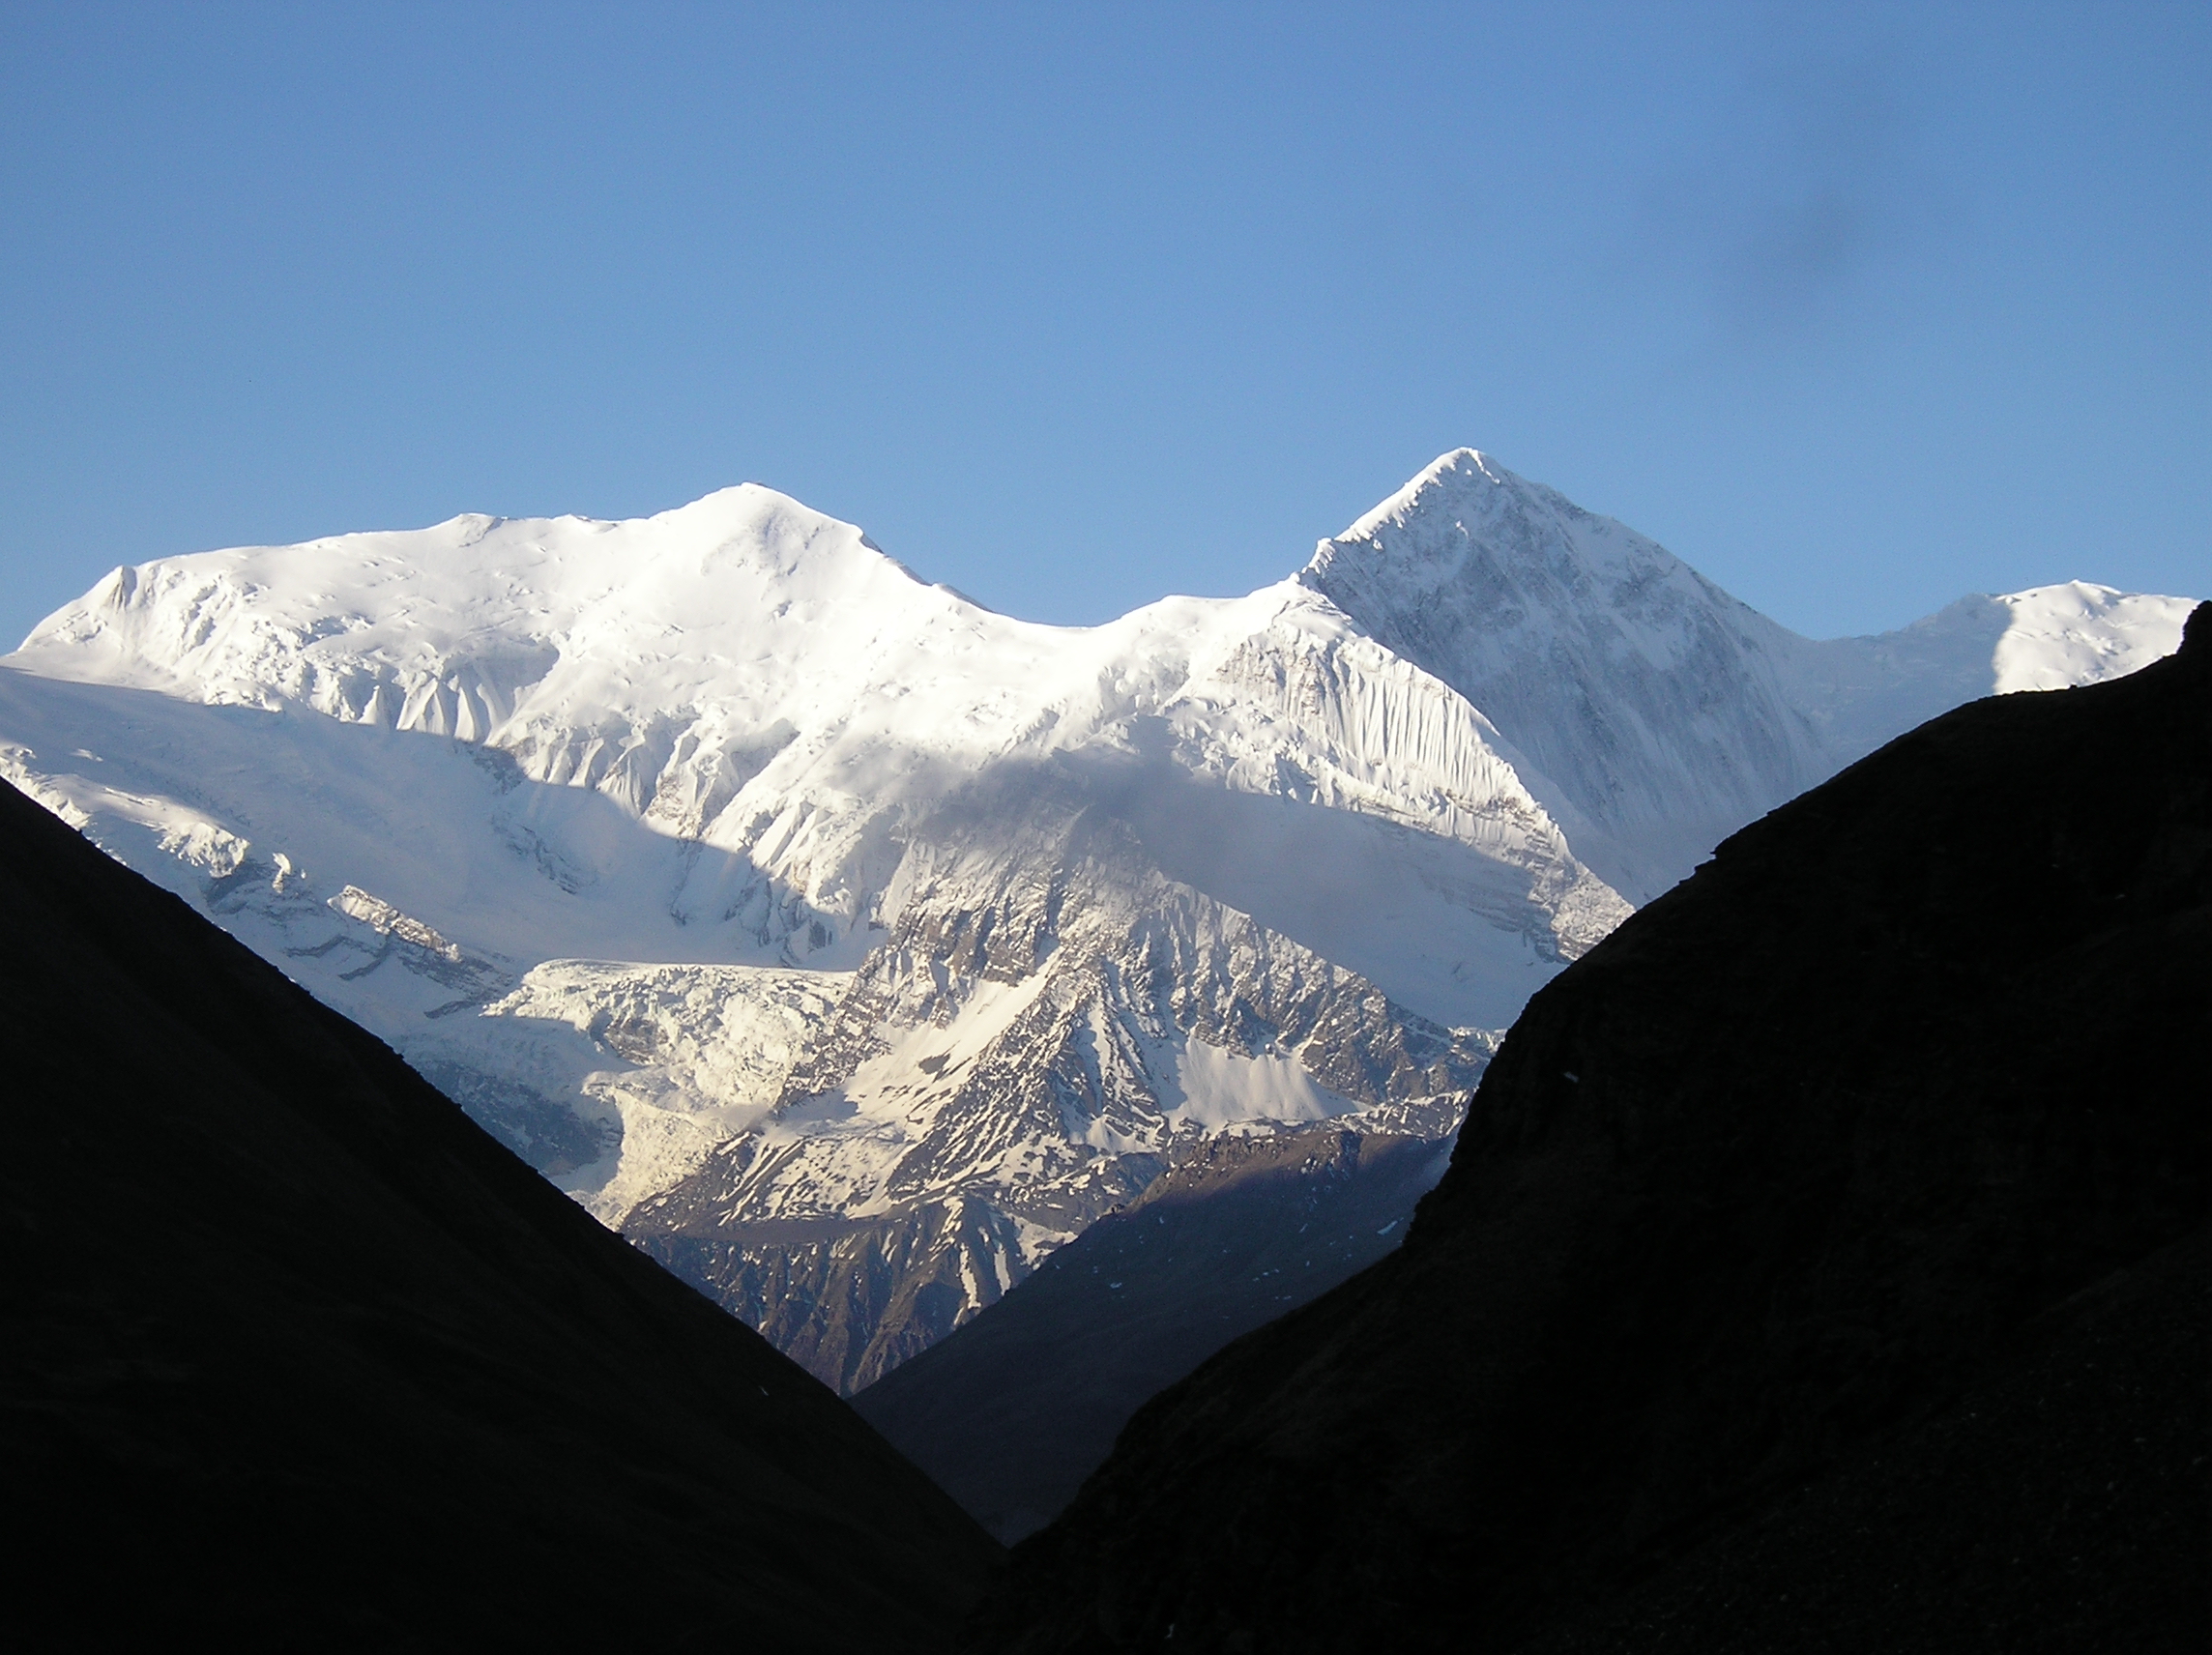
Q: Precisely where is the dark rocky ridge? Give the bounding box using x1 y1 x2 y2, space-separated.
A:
855 1123 1457 1542
0 776 999 1648
1521 1222 2209 1654
979 604 2212 1652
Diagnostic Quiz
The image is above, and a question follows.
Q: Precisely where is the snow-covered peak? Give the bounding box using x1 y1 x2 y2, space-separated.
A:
1299 447 1778 697
1988 581 2195 693
1306 449 1690 595
1775 581 2197 768
11 482 961 710
1324 448 1519 550
7 479 1619 1018
1297 450 1815 900
1296 449 2200 900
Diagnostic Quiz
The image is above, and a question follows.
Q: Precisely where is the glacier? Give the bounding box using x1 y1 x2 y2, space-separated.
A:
0 450 2193 1388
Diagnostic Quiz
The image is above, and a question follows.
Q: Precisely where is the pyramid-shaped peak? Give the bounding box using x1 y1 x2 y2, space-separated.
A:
1336 450 1583 543
1302 450 1636 599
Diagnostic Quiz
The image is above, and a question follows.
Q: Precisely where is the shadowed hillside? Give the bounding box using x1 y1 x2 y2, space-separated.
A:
979 604 2211 1653
0 776 999 1649
856 1124 1456 1542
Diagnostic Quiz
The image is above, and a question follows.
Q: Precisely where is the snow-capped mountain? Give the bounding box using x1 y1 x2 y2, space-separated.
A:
1298 451 2194 901
1 451 2191 1388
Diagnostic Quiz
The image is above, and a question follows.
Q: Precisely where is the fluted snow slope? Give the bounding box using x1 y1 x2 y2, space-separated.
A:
1 454 2191 1387
1301 452 2196 900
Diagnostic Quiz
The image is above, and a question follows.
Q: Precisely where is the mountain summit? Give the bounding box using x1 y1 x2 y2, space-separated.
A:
1 453 2194 1387
1304 450 1823 898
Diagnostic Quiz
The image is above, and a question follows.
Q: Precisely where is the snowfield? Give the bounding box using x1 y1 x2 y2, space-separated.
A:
2 450 2193 1387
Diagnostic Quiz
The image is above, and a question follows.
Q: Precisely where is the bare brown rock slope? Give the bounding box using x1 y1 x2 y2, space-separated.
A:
0 775 999 1649
978 604 2211 1653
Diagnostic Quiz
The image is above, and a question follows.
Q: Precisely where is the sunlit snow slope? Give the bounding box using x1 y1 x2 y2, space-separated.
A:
1 453 2192 1388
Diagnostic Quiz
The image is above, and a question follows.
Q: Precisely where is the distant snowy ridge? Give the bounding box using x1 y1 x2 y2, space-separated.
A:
2 452 2192 1388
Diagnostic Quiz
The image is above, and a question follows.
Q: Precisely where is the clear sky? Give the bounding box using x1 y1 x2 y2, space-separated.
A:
3 2 2205 652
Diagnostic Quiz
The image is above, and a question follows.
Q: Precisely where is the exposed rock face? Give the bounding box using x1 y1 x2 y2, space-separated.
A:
977 605 2212 1654
622 814 1482 1390
638 1197 1075 1394
0 773 999 1649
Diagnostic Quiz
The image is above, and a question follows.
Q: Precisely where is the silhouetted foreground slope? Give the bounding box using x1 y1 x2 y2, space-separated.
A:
856 1125 1455 1543
980 604 2212 1654
0 778 999 1649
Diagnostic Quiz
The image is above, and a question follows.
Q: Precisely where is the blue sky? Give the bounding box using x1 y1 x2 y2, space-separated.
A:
2 2 2205 650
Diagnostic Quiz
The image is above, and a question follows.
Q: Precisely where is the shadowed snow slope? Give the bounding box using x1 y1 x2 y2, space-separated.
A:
0 456 2194 1387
